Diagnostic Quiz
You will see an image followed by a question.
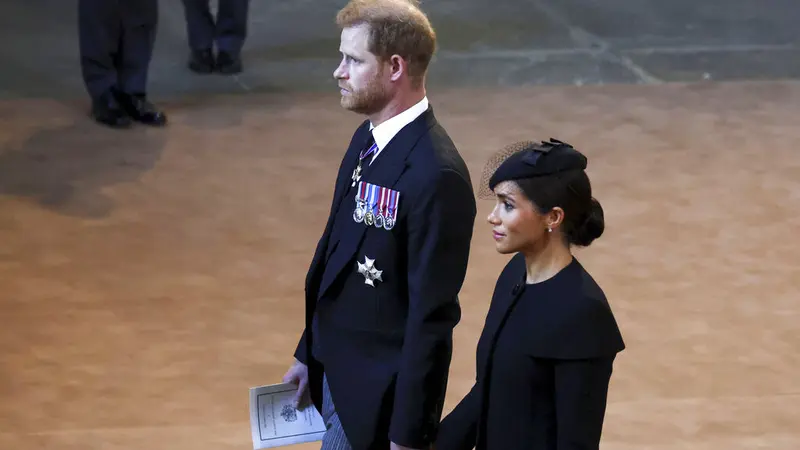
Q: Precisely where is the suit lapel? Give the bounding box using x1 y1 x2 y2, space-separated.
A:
332 123 373 223
317 108 437 299
305 122 371 293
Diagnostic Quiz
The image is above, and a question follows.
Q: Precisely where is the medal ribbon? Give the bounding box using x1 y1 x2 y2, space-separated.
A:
352 139 378 187
367 183 378 215
360 141 378 162
388 189 399 221
378 187 386 217
357 181 368 202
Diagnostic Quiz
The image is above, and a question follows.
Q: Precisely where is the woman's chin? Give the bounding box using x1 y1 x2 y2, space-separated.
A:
494 243 515 254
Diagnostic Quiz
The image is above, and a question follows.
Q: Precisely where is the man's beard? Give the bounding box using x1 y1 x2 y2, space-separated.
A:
340 75 390 115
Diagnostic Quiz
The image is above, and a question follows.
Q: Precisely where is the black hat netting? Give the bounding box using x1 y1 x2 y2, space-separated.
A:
477 138 586 199
477 140 539 199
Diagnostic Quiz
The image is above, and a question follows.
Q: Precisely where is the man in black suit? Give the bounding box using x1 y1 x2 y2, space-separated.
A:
282 1 477 449
180 0 249 74
78 0 167 128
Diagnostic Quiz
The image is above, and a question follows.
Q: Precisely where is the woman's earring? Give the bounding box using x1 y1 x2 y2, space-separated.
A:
547 227 552 233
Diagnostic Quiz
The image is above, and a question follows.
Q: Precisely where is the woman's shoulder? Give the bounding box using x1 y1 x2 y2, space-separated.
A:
552 261 619 325
572 261 625 324
525 259 627 359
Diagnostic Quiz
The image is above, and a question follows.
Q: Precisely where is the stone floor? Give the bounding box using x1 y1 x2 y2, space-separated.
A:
2 0 800 100
1 1 799 449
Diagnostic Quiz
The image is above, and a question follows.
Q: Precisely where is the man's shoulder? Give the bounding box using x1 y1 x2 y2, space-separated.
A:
408 122 471 183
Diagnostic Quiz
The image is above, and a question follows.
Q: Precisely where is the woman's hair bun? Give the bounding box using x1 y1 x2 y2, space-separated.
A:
569 197 604 247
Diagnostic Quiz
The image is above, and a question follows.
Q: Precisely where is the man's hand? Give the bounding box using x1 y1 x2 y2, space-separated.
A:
282 359 310 409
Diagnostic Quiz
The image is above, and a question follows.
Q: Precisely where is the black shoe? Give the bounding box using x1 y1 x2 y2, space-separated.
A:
90 95 132 128
215 51 242 75
188 49 215 74
115 92 167 127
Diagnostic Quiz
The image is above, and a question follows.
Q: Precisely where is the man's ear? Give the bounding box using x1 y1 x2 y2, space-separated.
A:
388 54 406 82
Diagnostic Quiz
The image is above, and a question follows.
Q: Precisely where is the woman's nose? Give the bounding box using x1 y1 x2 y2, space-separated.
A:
487 210 499 225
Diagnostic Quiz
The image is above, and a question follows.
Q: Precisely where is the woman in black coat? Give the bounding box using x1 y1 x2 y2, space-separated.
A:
435 139 625 450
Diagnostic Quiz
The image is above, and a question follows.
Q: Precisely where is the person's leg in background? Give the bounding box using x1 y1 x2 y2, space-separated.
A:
180 0 216 73
214 0 249 74
78 0 131 128
116 0 167 126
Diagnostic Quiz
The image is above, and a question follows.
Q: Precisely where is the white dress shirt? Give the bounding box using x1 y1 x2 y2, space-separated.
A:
368 96 429 165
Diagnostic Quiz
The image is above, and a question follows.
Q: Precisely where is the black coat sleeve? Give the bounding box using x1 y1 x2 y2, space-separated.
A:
435 382 481 450
553 356 615 449
388 168 476 448
293 329 308 364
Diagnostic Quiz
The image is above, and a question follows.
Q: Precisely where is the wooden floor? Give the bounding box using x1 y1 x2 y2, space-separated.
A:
1 81 798 449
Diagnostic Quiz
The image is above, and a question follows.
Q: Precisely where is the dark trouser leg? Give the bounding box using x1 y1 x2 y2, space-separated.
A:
180 0 216 73
78 0 131 127
115 0 166 126
180 0 215 51
215 0 249 55
212 0 248 73
117 0 158 96
78 0 121 101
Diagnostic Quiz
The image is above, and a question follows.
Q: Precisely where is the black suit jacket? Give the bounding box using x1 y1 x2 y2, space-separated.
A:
294 107 477 449
436 254 625 450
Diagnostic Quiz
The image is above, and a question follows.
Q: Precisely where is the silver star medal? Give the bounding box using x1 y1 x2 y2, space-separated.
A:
357 256 383 287
351 163 362 187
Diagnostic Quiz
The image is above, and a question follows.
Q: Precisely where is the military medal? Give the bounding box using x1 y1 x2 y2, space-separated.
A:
373 186 386 228
350 164 362 187
351 140 378 187
352 182 368 223
382 188 400 230
365 209 375 226
357 255 383 287
364 181 379 226
383 215 395 230
352 181 401 231
353 200 366 223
